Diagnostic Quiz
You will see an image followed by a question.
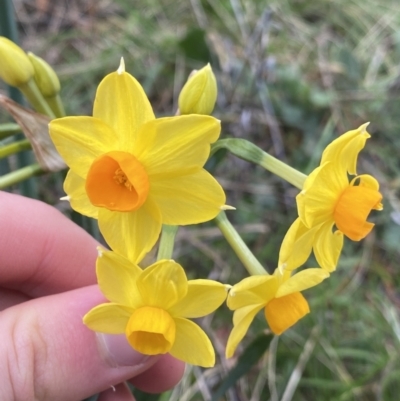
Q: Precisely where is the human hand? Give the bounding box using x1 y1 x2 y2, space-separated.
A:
0 191 185 401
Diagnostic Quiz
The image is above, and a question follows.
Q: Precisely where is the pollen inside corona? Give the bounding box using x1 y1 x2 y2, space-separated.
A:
85 151 149 212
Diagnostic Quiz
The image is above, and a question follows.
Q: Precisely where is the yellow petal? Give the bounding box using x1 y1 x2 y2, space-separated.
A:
136 260 188 309
169 317 215 367
169 279 227 318
313 222 344 271
227 275 277 310
64 170 99 218
126 306 175 355
297 162 347 227
276 268 330 298
226 304 264 358
278 218 316 272
134 115 220 177
49 117 117 177
93 70 155 152
264 292 310 335
96 249 142 306
98 197 162 264
356 174 380 191
149 170 225 225
321 123 370 175
83 303 133 334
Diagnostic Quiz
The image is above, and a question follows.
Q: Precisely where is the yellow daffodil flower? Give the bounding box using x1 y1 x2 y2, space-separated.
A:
49 59 226 262
279 123 383 272
226 268 329 357
83 249 228 367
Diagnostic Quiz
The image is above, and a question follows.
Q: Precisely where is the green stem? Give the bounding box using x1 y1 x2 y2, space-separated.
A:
18 79 56 118
0 163 43 189
47 94 66 118
215 211 267 276
0 123 21 139
259 152 306 189
211 138 307 189
0 0 38 198
157 225 179 260
0 139 31 158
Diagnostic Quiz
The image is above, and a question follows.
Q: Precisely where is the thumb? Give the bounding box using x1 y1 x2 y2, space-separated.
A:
0 285 157 401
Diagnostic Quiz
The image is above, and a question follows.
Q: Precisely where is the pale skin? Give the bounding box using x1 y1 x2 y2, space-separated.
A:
0 191 185 401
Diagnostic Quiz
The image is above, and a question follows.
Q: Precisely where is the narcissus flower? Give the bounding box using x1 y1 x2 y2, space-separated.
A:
279 123 383 272
49 59 226 262
83 250 228 367
226 268 329 357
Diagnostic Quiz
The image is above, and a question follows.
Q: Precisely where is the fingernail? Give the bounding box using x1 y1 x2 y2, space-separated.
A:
97 333 152 367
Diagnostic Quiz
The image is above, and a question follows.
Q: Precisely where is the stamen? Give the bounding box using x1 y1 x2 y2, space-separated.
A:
113 168 133 190
85 151 149 212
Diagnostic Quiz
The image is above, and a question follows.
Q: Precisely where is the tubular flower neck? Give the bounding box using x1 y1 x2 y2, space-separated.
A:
264 292 310 335
85 151 149 212
333 184 382 241
125 306 176 355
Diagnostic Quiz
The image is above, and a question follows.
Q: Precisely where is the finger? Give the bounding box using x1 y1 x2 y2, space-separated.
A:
0 191 98 297
98 382 135 401
130 354 186 394
0 288 30 311
0 285 159 401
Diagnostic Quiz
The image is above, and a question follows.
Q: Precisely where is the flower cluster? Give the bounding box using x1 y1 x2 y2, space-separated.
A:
48 59 228 366
226 123 383 356
48 61 383 363
0 37 383 367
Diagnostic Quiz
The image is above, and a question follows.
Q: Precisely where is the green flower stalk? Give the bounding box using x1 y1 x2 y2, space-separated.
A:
211 138 307 189
215 211 267 276
0 139 31 158
178 64 217 115
0 36 55 118
0 163 42 190
28 52 65 117
0 122 21 140
157 225 179 260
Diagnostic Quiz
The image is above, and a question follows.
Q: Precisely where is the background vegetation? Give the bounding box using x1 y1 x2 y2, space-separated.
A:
2 0 400 400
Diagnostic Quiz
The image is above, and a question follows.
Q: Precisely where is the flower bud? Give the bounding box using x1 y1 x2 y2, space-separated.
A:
28 52 61 98
178 63 217 115
0 36 34 87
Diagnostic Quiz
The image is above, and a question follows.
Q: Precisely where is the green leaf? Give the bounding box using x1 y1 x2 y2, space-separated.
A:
211 333 273 401
179 28 212 63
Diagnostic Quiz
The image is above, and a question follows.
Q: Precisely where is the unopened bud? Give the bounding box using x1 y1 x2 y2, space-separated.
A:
178 63 217 115
28 52 60 98
0 37 34 87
